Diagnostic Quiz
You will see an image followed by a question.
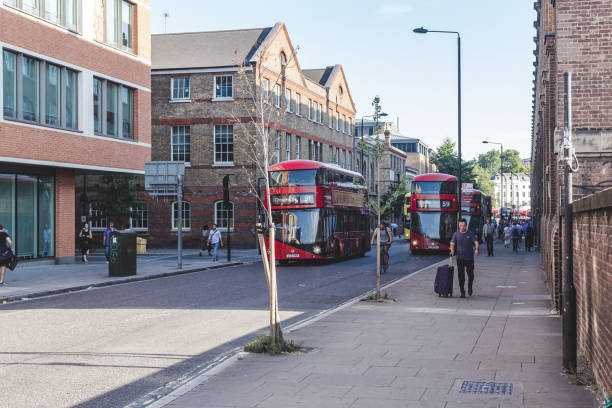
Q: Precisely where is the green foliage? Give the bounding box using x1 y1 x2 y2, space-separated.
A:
99 174 136 226
376 176 408 220
430 138 459 176
371 95 383 134
244 335 302 355
478 150 501 175
501 149 529 173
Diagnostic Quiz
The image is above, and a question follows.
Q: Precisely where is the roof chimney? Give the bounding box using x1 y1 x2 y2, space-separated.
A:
384 129 391 147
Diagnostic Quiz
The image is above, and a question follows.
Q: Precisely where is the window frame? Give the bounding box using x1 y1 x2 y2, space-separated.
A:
104 0 134 53
171 76 190 101
213 74 233 100
285 133 291 161
89 202 107 231
4 0 79 32
295 135 301 160
213 124 234 166
275 130 281 164
295 93 301 116
93 76 134 139
129 201 148 230
171 200 191 231
171 125 191 164
274 84 281 107
214 200 234 232
262 78 269 103
285 88 291 112
3 49 79 131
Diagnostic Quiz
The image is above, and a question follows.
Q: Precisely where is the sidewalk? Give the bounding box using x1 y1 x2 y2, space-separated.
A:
0 248 261 303
160 243 598 408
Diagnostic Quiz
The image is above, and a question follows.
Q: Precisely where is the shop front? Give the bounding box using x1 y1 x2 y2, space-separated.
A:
0 172 55 259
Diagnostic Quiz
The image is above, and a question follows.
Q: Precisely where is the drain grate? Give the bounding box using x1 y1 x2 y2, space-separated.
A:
459 381 514 395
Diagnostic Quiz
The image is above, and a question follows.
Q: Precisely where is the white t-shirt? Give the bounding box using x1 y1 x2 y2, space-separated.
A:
209 229 221 244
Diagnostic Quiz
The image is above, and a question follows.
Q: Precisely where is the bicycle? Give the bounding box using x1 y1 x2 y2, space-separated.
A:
380 242 391 273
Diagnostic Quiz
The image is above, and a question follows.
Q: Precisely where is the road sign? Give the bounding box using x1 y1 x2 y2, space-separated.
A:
462 182 473 190
144 161 185 196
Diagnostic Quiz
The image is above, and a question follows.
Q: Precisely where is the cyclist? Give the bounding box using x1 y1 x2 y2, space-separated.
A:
371 222 393 273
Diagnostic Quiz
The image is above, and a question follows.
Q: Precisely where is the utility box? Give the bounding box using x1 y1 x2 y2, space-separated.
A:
108 231 137 277
136 237 147 255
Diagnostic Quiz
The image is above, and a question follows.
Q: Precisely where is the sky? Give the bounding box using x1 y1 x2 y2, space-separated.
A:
151 0 537 161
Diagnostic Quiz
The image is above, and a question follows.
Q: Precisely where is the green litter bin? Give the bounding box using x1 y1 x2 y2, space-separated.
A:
108 231 137 277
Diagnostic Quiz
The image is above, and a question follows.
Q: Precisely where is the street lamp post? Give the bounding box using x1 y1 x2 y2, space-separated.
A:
483 140 504 212
359 113 388 177
413 27 462 221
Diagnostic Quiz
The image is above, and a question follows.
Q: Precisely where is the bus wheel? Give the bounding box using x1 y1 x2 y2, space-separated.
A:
278 260 289 266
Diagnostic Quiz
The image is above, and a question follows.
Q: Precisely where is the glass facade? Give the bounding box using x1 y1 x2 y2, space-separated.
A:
0 173 54 259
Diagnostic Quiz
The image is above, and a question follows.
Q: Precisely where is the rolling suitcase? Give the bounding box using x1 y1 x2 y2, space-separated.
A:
434 256 454 297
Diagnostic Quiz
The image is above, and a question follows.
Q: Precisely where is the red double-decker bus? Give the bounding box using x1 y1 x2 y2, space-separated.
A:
264 160 370 264
461 189 484 242
409 173 458 253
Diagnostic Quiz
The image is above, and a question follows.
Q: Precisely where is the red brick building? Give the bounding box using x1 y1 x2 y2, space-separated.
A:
0 0 151 262
148 22 357 248
531 0 612 397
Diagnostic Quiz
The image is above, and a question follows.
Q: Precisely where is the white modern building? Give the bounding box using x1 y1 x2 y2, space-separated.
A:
492 173 531 209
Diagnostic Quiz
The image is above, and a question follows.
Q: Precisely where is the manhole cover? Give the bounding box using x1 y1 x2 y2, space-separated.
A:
459 381 514 395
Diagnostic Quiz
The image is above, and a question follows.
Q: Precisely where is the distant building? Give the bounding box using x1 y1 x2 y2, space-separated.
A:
149 22 356 248
521 158 531 169
492 173 530 210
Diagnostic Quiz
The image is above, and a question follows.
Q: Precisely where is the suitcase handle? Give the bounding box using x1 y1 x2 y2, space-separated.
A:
449 255 453 266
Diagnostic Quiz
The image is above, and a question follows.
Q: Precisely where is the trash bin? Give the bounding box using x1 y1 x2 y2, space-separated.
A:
108 231 137 277
136 237 147 254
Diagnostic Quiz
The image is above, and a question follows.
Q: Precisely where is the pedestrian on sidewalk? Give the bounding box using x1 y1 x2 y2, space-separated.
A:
78 222 92 263
199 224 211 256
0 225 14 286
503 224 511 248
482 218 495 256
510 222 521 252
525 221 535 252
104 222 116 263
208 224 223 261
450 218 479 298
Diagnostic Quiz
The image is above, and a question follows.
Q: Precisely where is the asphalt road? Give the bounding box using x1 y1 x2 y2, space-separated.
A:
0 241 443 408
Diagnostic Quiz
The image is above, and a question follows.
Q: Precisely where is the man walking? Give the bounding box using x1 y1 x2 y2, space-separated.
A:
103 222 116 263
510 222 521 252
207 224 223 261
450 218 479 298
482 218 495 256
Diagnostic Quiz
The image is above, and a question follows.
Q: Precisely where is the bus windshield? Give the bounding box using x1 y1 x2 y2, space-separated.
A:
411 211 456 243
413 180 456 195
272 209 321 245
269 169 318 187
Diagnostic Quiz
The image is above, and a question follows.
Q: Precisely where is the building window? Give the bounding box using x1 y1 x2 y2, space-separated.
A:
328 108 332 128
295 136 301 159
318 103 322 123
308 140 313 160
172 200 191 230
343 150 347 168
3 50 78 129
2 50 17 118
262 78 269 102
285 88 291 112
94 76 133 138
214 124 234 164
348 151 352 170
342 115 346 133
275 130 281 163
274 84 281 107
171 76 190 100
214 75 233 99
4 0 78 31
130 202 148 230
171 125 190 163
285 133 291 161
348 118 352 136
308 99 312 120
214 201 234 231
279 51 287 67
335 112 339 131
295 93 300 115
105 0 133 52
328 145 333 163
335 147 339 165
90 202 107 231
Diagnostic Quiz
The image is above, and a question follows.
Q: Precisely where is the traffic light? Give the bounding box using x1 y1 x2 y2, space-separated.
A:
223 175 230 208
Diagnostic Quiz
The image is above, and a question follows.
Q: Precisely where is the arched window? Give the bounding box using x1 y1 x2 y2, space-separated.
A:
215 201 234 231
172 200 191 230
280 51 287 66
338 85 343 96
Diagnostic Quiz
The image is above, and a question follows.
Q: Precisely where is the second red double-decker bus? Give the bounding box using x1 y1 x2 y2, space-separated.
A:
409 173 458 253
461 189 484 242
265 160 370 263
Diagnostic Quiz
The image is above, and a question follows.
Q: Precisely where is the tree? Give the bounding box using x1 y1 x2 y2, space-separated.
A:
477 150 501 176
501 149 529 173
430 138 458 176
99 174 136 229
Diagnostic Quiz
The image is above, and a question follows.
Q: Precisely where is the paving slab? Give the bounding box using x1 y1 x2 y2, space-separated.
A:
160 244 598 408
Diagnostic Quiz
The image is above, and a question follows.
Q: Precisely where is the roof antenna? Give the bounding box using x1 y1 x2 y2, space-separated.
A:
162 11 170 33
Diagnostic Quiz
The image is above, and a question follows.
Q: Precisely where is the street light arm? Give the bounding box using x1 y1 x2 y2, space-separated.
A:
426 30 460 37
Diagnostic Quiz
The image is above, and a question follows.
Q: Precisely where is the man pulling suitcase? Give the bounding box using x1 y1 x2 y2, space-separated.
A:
450 218 479 298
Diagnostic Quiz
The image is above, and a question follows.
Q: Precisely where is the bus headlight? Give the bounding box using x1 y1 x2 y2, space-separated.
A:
312 245 322 255
412 240 418 247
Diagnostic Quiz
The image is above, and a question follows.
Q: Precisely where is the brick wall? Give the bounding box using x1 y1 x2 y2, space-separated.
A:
55 169 75 262
572 187 612 399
